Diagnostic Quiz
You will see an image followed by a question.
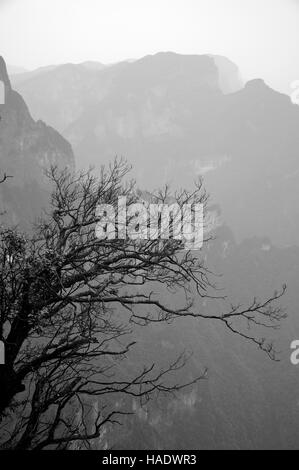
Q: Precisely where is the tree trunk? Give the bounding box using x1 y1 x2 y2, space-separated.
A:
0 365 25 416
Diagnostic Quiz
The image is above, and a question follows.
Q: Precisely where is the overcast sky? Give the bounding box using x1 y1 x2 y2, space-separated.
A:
1 0 298 94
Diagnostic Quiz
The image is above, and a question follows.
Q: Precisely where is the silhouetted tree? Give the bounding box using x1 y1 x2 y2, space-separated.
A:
0 160 286 449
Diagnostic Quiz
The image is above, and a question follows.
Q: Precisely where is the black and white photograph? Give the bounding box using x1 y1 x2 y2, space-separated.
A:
0 0 299 458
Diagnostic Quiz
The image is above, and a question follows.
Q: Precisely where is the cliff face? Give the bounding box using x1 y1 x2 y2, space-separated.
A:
0 56 75 228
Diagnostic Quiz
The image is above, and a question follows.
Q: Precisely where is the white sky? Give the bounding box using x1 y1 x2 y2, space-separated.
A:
1 0 299 94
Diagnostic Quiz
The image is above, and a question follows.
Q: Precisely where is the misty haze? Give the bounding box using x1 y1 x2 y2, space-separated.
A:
0 0 299 455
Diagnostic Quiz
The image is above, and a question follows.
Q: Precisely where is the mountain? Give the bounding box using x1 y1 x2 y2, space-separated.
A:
10 61 130 134
10 61 107 86
10 64 58 85
11 52 299 246
65 53 299 246
0 56 75 228
11 52 243 135
202 79 299 246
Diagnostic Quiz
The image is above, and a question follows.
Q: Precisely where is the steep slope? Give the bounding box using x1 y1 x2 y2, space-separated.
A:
0 56 75 228
11 61 127 133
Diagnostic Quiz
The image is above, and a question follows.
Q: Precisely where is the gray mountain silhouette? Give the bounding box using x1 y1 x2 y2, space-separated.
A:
0 56 74 227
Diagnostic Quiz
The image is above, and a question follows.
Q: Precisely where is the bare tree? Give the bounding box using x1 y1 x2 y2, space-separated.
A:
0 159 286 450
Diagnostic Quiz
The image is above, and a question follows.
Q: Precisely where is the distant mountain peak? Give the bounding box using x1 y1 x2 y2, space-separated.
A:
243 78 280 95
243 78 290 101
245 78 268 89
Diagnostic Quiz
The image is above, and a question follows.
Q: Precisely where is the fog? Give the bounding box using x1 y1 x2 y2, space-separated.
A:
1 0 299 94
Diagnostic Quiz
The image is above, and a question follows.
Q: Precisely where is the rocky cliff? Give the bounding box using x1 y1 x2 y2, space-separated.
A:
0 56 75 228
